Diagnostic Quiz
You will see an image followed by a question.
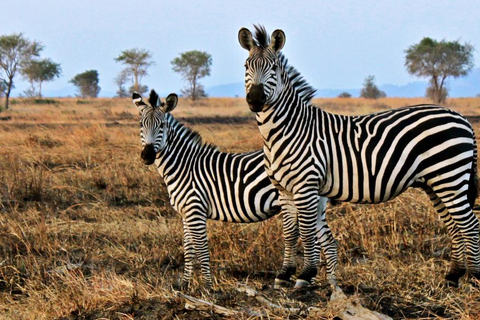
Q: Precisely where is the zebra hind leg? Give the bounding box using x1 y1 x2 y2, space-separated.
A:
427 187 478 287
274 207 298 289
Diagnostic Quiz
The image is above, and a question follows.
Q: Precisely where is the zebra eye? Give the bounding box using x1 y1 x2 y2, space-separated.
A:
244 63 248 70
272 64 278 71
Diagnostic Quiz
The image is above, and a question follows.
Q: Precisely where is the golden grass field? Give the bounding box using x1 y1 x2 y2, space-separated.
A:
1 96 480 319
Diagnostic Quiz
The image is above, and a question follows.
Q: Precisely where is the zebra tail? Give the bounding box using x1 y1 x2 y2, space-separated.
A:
468 169 479 209
468 129 479 209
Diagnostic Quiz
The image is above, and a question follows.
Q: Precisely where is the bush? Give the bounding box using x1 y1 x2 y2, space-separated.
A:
338 92 352 98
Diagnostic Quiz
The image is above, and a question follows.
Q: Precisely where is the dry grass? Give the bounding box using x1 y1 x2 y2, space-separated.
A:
0 96 480 319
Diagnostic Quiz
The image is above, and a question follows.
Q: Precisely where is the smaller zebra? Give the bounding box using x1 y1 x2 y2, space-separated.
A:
133 90 338 289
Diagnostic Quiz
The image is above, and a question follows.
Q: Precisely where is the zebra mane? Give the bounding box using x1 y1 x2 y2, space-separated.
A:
165 114 219 152
253 25 270 48
253 25 316 104
279 54 317 104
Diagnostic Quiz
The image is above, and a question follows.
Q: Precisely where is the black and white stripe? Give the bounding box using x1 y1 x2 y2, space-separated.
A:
132 90 337 288
238 25 480 287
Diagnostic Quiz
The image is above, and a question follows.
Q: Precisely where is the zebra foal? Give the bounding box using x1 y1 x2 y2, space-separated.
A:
132 90 337 288
238 25 480 288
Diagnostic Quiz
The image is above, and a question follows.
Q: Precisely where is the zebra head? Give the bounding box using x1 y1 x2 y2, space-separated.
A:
238 25 286 112
132 90 178 165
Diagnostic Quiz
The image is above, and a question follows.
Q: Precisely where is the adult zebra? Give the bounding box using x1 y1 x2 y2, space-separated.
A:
238 25 480 288
132 90 337 288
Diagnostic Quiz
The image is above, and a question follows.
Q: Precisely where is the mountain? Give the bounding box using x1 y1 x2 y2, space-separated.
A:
206 68 480 98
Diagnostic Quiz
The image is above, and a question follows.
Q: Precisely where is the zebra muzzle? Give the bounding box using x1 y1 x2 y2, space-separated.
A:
246 84 266 112
141 144 156 165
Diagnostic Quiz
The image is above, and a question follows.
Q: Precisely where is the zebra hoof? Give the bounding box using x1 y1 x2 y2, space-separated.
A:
294 279 311 288
444 271 463 288
173 280 189 291
274 278 291 289
444 279 459 288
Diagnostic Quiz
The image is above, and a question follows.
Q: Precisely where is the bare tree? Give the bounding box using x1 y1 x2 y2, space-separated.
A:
360 75 386 99
115 69 129 98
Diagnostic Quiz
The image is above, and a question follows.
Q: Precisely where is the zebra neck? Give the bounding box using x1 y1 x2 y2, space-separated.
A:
256 91 313 147
154 114 217 182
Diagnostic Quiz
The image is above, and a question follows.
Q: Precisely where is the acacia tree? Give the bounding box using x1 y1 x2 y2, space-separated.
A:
405 37 474 104
171 50 212 100
21 58 61 97
0 33 42 109
70 70 100 98
115 48 153 94
360 75 386 99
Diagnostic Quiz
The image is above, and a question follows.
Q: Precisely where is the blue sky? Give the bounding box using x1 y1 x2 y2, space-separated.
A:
3 0 480 97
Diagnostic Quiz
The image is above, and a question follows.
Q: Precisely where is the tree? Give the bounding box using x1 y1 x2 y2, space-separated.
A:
21 58 61 97
0 33 42 109
405 37 474 104
70 70 100 98
360 75 386 99
115 48 153 94
171 50 212 100
115 69 129 98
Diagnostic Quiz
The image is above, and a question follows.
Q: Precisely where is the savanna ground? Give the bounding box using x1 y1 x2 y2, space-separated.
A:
1 96 480 319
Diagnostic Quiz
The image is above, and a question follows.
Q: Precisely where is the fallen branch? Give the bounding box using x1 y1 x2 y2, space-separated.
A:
177 284 393 319
327 285 393 320
176 292 240 317
236 283 320 314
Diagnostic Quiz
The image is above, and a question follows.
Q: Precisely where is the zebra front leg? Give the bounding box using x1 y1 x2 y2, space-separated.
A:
316 197 338 286
187 215 213 288
294 192 320 288
181 219 196 289
275 196 299 288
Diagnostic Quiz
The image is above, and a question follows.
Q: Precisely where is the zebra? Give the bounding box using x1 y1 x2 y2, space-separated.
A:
238 25 480 288
132 90 338 289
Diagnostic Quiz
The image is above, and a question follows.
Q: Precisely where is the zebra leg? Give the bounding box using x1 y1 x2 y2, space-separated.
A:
316 197 338 286
184 213 212 288
275 195 299 288
447 205 480 285
181 218 197 289
425 189 466 286
464 218 480 283
188 216 213 288
293 192 320 288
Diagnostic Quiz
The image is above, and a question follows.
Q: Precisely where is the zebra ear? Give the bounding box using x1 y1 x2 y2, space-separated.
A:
161 93 178 113
238 27 254 51
132 92 149 112
270 29 285 52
